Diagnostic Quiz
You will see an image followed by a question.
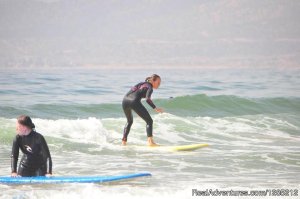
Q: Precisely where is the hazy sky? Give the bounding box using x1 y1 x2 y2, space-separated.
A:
0 0 299 68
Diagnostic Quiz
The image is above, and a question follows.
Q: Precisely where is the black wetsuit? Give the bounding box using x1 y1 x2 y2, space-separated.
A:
122 82 156 142
11 131 52 177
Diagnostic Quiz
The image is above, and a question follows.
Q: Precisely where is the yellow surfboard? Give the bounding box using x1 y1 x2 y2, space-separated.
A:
166 143 209 151
129 143 209 152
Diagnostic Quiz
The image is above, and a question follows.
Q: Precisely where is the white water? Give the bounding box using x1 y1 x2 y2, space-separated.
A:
1 113 299 199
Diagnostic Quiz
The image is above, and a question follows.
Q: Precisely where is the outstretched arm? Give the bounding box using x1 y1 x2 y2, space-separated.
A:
146 87 164 113
145 88 157 109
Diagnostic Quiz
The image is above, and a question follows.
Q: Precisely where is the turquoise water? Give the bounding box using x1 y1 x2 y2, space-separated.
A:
0 67 300 199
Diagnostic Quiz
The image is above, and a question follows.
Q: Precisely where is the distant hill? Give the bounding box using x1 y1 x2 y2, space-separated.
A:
0 0 299 68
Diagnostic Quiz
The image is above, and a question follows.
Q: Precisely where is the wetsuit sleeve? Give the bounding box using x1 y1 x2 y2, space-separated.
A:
40 136 52 174
11 136 19 173
146 87 156 109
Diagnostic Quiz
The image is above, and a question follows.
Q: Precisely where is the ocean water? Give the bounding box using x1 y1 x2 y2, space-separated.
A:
0 66 299 199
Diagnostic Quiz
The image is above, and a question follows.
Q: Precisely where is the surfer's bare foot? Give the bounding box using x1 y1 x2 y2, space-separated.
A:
122 141 127 146
147 137 158 146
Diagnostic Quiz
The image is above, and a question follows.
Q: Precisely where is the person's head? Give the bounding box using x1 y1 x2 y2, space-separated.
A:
145 74 161 89
16 115 35 136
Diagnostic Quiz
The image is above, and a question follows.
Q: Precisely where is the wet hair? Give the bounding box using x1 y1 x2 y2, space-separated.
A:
145 74 161 82
17 115 35 129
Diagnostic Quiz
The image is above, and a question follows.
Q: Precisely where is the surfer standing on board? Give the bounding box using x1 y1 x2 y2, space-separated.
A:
122 74 164 146
11 115 52 177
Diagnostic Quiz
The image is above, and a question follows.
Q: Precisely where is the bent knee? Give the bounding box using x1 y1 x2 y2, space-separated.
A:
127 120 133 126
146 118 153 125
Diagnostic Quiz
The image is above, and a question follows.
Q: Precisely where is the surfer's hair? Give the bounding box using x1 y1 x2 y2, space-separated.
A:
17 115 35 129
145 74 161 82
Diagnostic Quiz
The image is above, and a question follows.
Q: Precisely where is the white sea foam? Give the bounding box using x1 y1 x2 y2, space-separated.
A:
34 117 107 143
2 113 299 151
1 113 299 199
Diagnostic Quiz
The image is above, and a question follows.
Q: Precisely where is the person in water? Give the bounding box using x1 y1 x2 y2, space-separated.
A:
11 115 52 177
122 74 164 146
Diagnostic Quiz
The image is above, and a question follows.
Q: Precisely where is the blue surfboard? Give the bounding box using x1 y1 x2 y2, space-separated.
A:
0 172 151 184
